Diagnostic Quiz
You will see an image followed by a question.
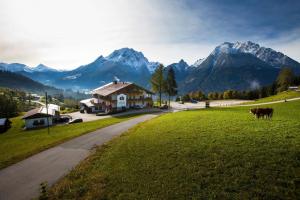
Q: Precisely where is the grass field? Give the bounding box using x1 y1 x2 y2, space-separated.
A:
0 114 143 169
48 100 300 199
244 90 300 105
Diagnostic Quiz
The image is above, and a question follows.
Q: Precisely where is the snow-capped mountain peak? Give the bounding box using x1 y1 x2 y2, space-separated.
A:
106 48 149 70
33 64 58 72
192 58 204 67
207 41 299 69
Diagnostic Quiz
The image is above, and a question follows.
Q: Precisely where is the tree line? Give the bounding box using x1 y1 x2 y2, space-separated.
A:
151 64 178 106
180 67 299 101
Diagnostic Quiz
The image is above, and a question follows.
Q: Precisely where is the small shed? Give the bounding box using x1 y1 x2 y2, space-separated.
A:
0 118 11 133
22 108 53 129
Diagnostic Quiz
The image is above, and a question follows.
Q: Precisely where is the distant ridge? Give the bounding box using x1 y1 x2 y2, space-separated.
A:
1 42 300 93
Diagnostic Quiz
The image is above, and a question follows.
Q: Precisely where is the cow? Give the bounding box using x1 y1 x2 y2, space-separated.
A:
250 108 273 119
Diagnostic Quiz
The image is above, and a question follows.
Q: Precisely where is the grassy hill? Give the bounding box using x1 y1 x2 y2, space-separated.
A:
49 101 300 199
244 89 300 104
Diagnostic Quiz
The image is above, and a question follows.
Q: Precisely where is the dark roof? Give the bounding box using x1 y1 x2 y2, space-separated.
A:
22 108 51 119
92 82 153 96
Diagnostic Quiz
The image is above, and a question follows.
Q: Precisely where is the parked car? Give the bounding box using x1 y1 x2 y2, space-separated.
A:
160 104 168 109
131 105 143 109
56 117 71 123
68 118 83 124
190 99 198 103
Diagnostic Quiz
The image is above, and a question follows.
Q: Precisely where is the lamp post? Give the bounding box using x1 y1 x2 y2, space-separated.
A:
45 92 50 134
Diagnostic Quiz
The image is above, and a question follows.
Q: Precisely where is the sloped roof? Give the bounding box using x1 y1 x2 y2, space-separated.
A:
92 82 132 96
80 98 104 107
22 105 58 119
92 82 153 96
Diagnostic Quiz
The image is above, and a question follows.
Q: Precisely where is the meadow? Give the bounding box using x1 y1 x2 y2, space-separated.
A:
48 100 300 199
0 114 143 169
244 90 300 104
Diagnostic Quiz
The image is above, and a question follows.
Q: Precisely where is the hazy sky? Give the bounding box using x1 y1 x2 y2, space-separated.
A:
0 0 300 70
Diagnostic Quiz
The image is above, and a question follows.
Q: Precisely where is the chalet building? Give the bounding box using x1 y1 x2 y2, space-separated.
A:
80 81 153 113
22 104 60 129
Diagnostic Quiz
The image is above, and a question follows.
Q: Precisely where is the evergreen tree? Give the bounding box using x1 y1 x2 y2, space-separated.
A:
277 67 294 92
151 64 165 106
165 67 178 107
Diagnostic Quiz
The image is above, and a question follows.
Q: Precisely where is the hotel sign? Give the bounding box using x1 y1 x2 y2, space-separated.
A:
117 94 127 108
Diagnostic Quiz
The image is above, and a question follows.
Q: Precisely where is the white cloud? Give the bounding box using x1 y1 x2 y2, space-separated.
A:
0 0 299 69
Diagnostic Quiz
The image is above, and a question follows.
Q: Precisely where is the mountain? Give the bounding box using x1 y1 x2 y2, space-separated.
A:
1 42 299 93
179 41 300 93
165 59 191 84
0 70 62 95
32 64 58 72
0 63 33 73
52 48 160 89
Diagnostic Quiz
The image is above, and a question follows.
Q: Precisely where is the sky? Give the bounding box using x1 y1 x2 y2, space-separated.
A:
0 0 300 70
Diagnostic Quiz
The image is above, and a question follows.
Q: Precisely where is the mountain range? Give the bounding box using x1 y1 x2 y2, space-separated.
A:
1 41 300 94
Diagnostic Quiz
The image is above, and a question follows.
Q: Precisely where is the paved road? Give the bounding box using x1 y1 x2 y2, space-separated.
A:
170 100 252 110
0 114 159 200
69 108 161 122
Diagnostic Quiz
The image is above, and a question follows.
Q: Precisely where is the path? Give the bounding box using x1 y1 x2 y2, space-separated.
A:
69 108 161 122
0 114 159 200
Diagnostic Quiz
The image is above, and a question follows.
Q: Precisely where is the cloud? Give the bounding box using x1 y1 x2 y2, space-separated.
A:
0 0 299 69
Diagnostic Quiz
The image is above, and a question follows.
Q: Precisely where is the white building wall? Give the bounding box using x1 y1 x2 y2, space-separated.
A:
25 117 53 129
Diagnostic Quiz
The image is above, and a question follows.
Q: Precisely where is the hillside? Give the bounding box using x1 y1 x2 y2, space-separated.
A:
243 89 300 104
48 100 300 199
0 70 62 95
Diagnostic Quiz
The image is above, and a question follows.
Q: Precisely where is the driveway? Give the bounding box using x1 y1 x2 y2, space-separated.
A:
69 108 161 122
170 100 252 110
0 114 159 200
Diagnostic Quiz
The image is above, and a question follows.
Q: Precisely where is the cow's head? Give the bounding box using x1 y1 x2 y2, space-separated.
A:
250 108 257 114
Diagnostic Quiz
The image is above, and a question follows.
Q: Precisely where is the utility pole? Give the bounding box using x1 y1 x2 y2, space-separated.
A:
45 92 50 134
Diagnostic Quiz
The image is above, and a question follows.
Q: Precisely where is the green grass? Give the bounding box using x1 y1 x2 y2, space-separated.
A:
48 101 300 199
244 90 300 104
0 114 143 169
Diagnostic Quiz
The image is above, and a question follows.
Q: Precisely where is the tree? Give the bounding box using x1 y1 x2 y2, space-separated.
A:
223 90 234 99
165 67 177 107
277 67 294 92
208 92 215 100
182 94 190 102
151 64 165 106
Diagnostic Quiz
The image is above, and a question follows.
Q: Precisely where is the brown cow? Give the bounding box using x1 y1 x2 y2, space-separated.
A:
250 108 273 119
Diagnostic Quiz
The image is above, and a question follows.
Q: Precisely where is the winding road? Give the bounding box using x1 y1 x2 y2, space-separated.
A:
0 114 159 200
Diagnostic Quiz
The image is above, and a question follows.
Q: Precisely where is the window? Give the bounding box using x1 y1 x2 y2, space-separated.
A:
119 96 124 100
33 119 46 126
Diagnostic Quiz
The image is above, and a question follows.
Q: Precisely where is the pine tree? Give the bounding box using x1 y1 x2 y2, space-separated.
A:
151 64 165 106
277 67 294 92
165 67 178 107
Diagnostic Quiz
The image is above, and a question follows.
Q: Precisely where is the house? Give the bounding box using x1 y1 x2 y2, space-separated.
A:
288 86 299 91
22 104 60 129
80 81 153 113
0 118 11 133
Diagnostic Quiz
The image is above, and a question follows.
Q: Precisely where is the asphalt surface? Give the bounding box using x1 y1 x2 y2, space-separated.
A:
69 108 161 122
0 114 159 200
